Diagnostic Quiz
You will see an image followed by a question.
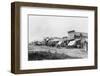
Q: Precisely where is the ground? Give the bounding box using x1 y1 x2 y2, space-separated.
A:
28 45 88 60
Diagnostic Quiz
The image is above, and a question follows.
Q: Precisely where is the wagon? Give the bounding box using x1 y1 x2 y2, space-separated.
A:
67 39 88 51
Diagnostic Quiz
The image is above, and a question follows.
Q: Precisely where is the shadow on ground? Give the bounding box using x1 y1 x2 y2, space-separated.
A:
28 51 82 61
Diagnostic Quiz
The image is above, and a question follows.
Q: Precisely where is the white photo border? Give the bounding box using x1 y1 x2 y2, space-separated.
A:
20 6 95 70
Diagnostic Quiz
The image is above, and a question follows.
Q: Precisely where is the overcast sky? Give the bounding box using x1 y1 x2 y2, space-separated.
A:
29 15 88 42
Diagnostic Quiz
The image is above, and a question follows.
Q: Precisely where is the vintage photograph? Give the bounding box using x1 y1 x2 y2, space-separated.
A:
11 2 97 73
28 15 88 61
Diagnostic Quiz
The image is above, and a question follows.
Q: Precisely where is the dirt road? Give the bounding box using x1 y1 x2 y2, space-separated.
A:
29 45 88 58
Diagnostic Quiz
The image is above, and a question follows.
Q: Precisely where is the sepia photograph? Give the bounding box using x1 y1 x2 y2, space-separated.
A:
28 15 88 61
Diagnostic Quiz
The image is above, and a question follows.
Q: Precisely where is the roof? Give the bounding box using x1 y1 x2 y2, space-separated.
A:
75 32 88 37
68 30 88 37
68 30 75 33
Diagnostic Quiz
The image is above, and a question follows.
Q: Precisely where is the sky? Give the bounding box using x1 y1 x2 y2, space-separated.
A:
28 15 88 42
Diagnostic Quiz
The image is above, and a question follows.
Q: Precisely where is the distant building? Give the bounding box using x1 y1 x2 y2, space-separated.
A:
68 30 88 40
68 30 75 40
